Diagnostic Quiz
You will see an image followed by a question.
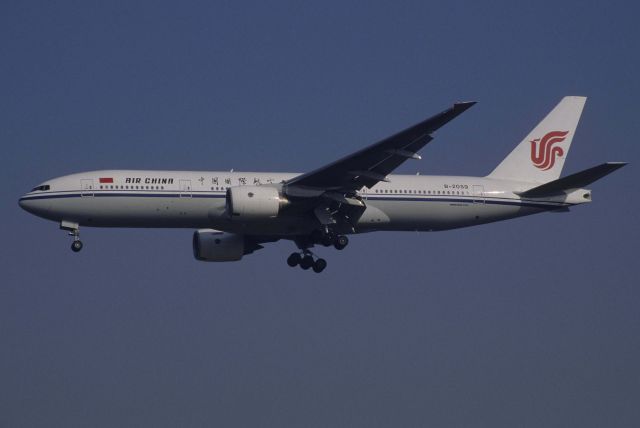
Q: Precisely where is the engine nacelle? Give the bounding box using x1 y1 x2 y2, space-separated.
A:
226 186 286 220
192 229 244 262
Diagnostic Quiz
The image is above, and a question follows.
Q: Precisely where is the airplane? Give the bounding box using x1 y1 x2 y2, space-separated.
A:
19 96 626 273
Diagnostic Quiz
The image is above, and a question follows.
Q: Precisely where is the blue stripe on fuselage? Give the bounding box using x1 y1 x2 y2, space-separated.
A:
19 191 569 209
19 191 227 201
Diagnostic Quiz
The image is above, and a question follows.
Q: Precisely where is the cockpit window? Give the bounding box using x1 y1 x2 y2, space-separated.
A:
31 185 50 192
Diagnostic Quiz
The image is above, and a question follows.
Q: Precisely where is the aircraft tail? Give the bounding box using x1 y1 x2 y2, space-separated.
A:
488 96 587 183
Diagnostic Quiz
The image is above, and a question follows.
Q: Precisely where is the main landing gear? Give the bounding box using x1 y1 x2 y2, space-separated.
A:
334 234 349 250
287 232 349 273
310 230 349 250
60 221 83 253
287 251 327 273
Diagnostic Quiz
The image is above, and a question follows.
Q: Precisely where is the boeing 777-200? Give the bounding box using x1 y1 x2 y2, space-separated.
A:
19 96 626 272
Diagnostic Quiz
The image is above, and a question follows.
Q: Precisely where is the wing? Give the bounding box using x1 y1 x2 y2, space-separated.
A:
243 236 279 256
285 101 476 193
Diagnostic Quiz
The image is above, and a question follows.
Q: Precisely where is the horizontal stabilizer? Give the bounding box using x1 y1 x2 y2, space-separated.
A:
518 162 627 197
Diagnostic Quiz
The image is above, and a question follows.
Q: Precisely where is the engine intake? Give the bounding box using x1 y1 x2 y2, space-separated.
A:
226 186 286 220
193 229 244 262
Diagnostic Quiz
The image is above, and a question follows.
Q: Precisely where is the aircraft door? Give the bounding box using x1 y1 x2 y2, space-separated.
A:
179 179 192 197
80 179 94 197
472 185 484 204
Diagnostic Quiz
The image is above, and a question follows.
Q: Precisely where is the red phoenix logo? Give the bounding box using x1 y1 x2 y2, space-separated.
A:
530 130 569 170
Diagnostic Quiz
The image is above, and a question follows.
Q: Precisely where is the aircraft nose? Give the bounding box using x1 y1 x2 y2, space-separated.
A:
19 194 40 215
18 195 30 212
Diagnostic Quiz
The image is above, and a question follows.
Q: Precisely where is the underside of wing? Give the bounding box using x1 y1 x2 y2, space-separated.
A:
285 101 476 193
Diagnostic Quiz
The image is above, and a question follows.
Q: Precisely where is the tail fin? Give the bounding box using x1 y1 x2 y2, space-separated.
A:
488 96 587 183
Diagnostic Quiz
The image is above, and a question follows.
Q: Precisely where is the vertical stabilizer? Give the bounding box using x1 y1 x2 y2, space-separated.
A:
488 96 586 183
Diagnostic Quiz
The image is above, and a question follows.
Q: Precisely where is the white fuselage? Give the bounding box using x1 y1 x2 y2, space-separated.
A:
19 170 591 236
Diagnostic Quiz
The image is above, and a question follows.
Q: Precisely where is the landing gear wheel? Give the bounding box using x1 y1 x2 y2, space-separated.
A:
71 240 83 252
312 258 327 273
321 233 334 247
287 252 301 267
334 235 349 250
300 255 314 270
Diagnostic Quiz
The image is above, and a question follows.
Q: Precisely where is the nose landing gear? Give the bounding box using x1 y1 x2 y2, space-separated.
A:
71 238 83 252
61 221 83 253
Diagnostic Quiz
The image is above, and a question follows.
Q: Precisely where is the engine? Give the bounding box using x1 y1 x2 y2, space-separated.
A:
192 229 244 262
225 185 287 220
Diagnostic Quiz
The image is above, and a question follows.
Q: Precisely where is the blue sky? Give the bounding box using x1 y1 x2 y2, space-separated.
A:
1 1 638 426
